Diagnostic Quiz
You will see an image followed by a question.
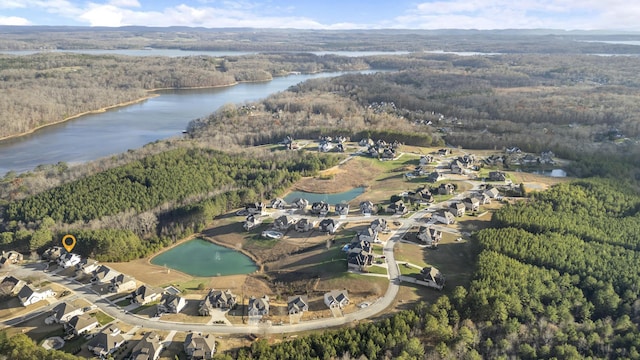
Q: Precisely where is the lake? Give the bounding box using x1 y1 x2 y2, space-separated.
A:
151 238 257 277
0 69 384 176
283 187 365 204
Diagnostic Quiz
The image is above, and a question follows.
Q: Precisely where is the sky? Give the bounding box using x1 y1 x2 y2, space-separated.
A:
0 0 639 31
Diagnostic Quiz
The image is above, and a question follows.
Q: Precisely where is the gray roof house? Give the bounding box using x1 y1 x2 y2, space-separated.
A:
287 295 309 315
319 219 340 234
248 295 270 316
370 218 387 233
109 274 137 293
463 197 480 212
199 289 237 315
450 202 466 217
294 218 314 232
65 314 99 336
334 203 350 216
184 333 216 359
310 201 330 216
0 276 25 296
91 265 120 284
130 332 163 360
157 293 187 314
18 284 54 307
131 285 163 305
48 302 84 324
273 215 296 230
417 226 442 246
87 325 125 357
324 290 349 309
359 201 375 215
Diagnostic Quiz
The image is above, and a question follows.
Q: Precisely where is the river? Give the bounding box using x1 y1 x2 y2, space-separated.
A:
0 70 382 176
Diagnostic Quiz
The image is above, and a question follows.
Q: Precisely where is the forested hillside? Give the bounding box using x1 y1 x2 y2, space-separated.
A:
0 148 339 261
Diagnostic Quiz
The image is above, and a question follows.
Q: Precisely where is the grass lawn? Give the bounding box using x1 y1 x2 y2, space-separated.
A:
89 310 115 325
115 299 131 307
130 302 159 314
365 266 388 276
60 335 88 354
399 265 422 276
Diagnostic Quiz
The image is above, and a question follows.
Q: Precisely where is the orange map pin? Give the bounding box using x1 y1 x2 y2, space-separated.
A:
62 234 76 252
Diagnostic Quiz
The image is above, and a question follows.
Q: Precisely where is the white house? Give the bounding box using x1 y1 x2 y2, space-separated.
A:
17 284 55 307
433 210 456 225
157 293 187 314
58 252 82 268
324 290 349 309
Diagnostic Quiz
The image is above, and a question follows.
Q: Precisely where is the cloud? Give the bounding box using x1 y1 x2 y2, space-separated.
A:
0 15 31 25
396 0 640 30
108 0 140 7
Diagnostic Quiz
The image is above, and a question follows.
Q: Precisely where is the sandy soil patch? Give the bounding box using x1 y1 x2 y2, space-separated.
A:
293 157 380 194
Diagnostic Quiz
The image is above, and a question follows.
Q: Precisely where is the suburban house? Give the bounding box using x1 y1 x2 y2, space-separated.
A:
91 265 120 284
521 154 538 165
417 226 442 246
475 193 492 205
131 285 163 305
18 284 54 307
57 252 82 268
427 171 443 183
421 267 446 290
359 201 375 215
42 246 64 261
386 200 408 215
109 274 137 293
87 324 125 357
318 140 333 152
0 276 25 296
245 202 264 215
248 295 270 316
287 295 309 315
243 214 262 231
0 251 23 268
157 293 187 314
273 215 296 230
433 210 456 225
310 201 330 216
370 218 388 233
184 333 216 360
270 198 287 209
294 218 314 232
319 219 340 234
324 290 349 309
409 187 434 204
65 314 99 336
75 258 99 276
437 183 456 195
334 203 349 216
484 187 500 199
419 155 434 165
463 197 480 212
450 160 464 174
437 148 451 156
488 171 507 182
130 332 163 360
354 228 378 243
359 138 374 147
348 252 374 271
48 302 83 324
450 202 466 217
199 289 237 315
291 198 309 210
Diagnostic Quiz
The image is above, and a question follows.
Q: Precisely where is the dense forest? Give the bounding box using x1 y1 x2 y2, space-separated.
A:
0 147 339 261
0 332 83 360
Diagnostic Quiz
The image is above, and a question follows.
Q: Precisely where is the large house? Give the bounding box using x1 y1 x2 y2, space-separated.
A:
319 219 340 234
273 215 296 230
184 333 216 359
484 187 500 199
245 202 264 215
130 332 163 360
91 265 120 285
437 183 455 195
291 198 309 211
450 202 466 217
270 198 287 209
287 295 309 315
87 325 125 357
48 302 84 324
131 285 163 305
109 274 137 293
354 228 378 243
0 276 25 296
488 171 507 182
42 246 64 261
386 200 408 215
310 201 330 216
334 203 350 217
57 252 82 268
417 226 442 246
199 289 237 315
157 294 187 314
370 218 388 233
18 284 54 307
421 267 446 290
243 214 262 231
248 295 270 316
0 251 23 268
75 258 99 277
463 197 480 212
433 210 456 225
324 290 349 309
359 201 375 215
65 314 99 336
294 218 314 232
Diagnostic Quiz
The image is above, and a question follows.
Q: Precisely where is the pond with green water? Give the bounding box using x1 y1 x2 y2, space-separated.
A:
151 238 257 277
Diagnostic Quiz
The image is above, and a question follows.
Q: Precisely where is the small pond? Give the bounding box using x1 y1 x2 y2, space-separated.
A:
283 187 365 204
151 238 257 277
